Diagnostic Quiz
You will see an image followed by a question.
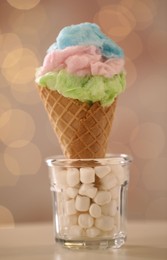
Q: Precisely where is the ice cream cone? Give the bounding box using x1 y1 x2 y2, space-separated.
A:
38 86 117 159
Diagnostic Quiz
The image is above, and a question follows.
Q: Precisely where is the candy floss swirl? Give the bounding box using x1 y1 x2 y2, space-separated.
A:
36 23 126 106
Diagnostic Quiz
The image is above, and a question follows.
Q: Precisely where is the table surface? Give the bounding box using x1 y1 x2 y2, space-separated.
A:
0 221 167 260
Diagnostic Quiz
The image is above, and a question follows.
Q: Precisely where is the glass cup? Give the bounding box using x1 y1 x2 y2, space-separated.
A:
46 154 132 249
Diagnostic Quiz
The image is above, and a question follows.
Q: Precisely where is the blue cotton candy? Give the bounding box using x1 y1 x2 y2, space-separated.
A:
47 23 124 58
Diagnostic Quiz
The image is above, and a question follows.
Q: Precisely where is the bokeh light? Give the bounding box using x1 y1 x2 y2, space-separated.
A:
94 4 136 42
142 158 167 191
7 0 40 10
120 32 143 60
0 94 11 116
11 83 41 105
130 123 166 159
0 206 15 228
0 109 36 148
121 0 156 30
111 106 139 142
0 33 22 68
1 48 39 84
137 76 167 113
4 142 42 176
0 153 19 187
147 30 167 66
8 4 49 37
125 57 137 87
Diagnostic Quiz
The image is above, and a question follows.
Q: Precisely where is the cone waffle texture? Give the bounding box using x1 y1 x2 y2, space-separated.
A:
38 87 117 159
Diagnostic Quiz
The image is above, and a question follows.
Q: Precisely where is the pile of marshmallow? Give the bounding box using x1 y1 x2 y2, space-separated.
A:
51 164 128 239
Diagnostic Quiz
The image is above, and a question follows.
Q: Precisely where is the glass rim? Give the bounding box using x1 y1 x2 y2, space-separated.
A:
46 153 132 167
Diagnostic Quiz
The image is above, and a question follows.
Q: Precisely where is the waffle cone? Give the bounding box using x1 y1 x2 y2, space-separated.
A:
38 87 117 158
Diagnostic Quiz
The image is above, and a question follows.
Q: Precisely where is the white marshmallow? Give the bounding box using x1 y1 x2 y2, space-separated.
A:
66 187 78 198
79 184 97 199
63 214 78 227
101 200 118 217
68 225 84 237
110 186 120 199
95 166 111 178
53 170 67 189
78 213 94 229
101 174 117 190
75 195 90 212
80 167 95 184
102 225 117 237
89 203 101 218
110 165 126 184
66 168 80 187
94 191 111 205
95 216 114 231
65 199 77 215
86 227 101 238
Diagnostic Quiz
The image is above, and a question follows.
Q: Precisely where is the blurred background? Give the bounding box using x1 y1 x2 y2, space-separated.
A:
0 0 167 227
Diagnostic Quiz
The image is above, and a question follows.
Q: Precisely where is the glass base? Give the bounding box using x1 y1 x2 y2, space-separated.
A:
55 233 126 250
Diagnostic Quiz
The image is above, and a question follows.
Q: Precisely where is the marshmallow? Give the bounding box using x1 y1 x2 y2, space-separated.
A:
95 166 111 178
101 174 117 190
102 225 117 237
66 168 80 187
101 200 118 217
94 191 111 205
65 199 77 215
111 165 127 184
69 225 84 237
66 187 78 198
53 170 67 189
79 184 97 199
95 216 114 231
89 203 101 218
63 214 78 227
75 195 90 211
80 167 95 184
78 213 94 229
86 227 101 238
110 186 120 199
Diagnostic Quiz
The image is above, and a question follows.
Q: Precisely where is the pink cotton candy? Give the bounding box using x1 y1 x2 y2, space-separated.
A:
37 45 124 78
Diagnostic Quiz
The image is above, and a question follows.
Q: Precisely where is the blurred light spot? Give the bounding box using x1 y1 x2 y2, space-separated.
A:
94 4 136 42
7 0 40 10
11 82 41 105
9 5 49 36
142 158 167 191
121 32 143 60
146 198 167 220
0 153 19 186
4 142 42 175
137 76 167 113
111 106 139 142
130 123 165 159
0 109 35 148
125 57 137 87
147 30 167 66
0 206 15 228
121 0 156 30
96 0 121 7
0 33 22 67
1 48 39 84
0 94 11 116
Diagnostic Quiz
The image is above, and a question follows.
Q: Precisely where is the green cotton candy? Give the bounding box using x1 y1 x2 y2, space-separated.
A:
37 70 126 106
